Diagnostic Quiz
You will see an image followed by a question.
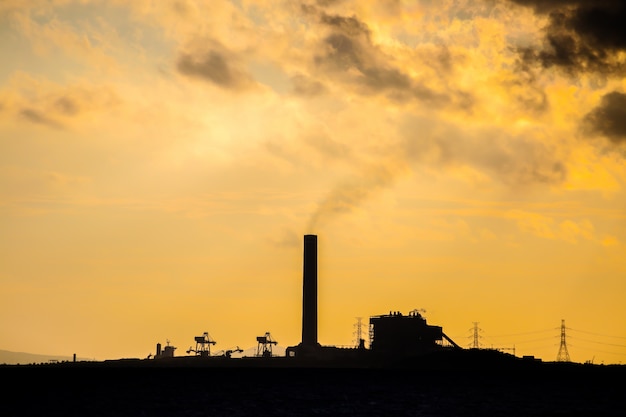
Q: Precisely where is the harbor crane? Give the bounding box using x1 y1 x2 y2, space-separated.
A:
256 332 278 358
187 332 216 357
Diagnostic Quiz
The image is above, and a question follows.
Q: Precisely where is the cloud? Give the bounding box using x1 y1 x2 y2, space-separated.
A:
6 78 121 130
509 59 549 113
511 0 626 75
304 134 350 160
583 91 626 144
290 74 327 96
19 108 64 129
297 2 569 229
315 0 345 6
6 6 121 73
303 6 472 107
177 41 257 90
509 210 602 244
54 96 80 116
400 117 567 187
559 219 594 243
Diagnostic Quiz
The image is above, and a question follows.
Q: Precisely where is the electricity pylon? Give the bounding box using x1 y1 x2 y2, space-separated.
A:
353 317 365 347
556 319 571 362
470 322 482 349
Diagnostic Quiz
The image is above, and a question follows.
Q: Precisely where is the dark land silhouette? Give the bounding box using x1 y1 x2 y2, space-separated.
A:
3 361 625 416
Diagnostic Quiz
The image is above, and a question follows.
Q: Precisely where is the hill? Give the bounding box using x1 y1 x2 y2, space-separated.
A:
0 349 93 365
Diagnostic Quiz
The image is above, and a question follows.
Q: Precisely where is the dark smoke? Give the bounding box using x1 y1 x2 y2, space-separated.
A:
307 165 396 231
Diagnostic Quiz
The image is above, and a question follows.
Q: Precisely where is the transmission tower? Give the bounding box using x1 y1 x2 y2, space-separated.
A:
353 317 365 348
470 322 482 349
556 319 571 362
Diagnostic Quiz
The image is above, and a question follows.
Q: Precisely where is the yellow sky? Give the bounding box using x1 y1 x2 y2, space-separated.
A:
1 0 625 364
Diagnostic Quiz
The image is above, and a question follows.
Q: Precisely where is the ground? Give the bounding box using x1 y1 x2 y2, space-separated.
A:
3 363 624 416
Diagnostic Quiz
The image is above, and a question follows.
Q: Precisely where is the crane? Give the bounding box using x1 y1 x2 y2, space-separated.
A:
222 346 244 358
256 332 278 358
186 331 216 357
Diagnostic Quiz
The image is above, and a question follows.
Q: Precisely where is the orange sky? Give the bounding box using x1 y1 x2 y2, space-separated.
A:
1 0 625 364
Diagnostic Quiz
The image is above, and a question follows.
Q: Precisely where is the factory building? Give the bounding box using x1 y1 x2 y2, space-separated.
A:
369 310 459 356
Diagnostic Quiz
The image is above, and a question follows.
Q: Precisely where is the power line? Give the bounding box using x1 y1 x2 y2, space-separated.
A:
507 336 556 345
568 328 626 340
484 328 555 338
569 344 625 358
452 322 626 362
569 336 626 349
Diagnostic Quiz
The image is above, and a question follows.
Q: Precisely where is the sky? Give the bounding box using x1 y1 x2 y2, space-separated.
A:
1 0 625 364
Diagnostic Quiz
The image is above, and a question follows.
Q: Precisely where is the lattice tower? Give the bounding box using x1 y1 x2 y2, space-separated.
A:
556 319 571 362
471 322 482 349
353 317 364 347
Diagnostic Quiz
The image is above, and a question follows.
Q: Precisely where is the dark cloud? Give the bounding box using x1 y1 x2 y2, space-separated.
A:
583 91 626 144
19 108 64 129
319 33 363 70
12 86 119 129
509 59 549 113
512 0 626 75
171 0 192 16
475 137 567 185
509 0 587 13
304 7 471 107
54 97 79 116
319 13 371 37
315 0 344 6
177 45 256 90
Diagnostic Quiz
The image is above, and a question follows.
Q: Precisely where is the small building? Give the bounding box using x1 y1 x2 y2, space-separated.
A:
154 341 176 359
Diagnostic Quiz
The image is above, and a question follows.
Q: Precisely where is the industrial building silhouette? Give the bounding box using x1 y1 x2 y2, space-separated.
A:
147 234 465 366
284 234 460 364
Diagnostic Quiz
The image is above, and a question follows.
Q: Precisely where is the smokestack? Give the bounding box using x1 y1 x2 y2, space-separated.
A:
302 234 318 347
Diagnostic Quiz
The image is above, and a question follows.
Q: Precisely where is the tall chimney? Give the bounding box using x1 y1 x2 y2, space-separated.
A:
302 234 318 347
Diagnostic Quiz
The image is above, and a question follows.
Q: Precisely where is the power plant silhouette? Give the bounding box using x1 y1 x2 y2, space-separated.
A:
283 234 461 362
144 234 485 368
